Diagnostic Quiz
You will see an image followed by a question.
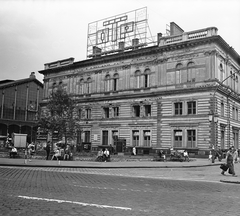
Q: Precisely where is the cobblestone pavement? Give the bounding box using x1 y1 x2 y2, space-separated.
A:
1 166 240 216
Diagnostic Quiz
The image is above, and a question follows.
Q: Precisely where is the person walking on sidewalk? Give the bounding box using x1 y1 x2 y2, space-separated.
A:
221 147 237 177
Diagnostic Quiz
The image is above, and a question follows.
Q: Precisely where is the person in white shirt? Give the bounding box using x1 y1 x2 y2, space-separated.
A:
183 150 190 162
10 146 18 158
103 148 110 162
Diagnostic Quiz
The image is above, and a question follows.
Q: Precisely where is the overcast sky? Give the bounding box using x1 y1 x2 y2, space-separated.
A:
0 0 240 82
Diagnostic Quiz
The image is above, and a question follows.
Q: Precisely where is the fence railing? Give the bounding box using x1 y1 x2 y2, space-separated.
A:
158 27 218 46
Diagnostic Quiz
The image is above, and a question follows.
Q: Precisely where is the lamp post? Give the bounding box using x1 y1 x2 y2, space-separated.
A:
210 71 238 152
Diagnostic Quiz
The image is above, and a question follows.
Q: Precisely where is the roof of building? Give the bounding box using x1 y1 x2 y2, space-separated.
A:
38 25 240 76
0 74 43 90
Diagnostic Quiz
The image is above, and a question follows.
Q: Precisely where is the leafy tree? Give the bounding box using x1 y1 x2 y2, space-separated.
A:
38 88 79 148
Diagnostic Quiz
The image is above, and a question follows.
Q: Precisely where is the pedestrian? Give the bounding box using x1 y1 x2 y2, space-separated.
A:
28 142 35 162
51 148 61 160
221 147 237 177
45 141 51 160
9 145 18 158
132 146 136 156
183 150 190 162
103 148 110 162
233 148 239 163
209 151 212 161
64 144 71 160
96 149 104 161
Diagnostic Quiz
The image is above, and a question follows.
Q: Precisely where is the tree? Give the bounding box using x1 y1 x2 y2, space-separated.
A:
38 88 79 148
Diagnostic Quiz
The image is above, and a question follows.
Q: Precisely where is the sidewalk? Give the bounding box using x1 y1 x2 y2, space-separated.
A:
0 157 223 168
1 157 240 184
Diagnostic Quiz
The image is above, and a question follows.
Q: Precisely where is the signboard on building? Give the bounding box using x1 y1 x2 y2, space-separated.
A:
87 7 148 58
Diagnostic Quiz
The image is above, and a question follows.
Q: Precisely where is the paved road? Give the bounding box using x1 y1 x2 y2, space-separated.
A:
1 165 240 216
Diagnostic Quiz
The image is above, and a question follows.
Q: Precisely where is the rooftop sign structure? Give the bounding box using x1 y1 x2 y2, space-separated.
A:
87 7 151 58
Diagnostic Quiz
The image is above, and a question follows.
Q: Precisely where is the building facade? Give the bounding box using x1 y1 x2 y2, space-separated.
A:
39 23 240 156
0 72 43 144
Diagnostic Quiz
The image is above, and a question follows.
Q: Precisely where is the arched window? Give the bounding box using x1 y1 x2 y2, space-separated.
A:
187 62 195 82
52 82 57 93
135 70 141 88
86 77 92 94
79 79 84 94
105 74 111 92
113 73 119 91
176 63 183 84
143 69 150 88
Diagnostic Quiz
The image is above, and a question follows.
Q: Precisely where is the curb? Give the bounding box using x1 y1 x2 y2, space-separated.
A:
0 162 221 169
220 180 240 184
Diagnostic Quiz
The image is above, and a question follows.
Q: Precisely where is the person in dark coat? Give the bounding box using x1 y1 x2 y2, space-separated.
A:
221 147 237 177
45 141 51 160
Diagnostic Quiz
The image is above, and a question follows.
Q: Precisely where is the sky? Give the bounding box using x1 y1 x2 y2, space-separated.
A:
0 0 240 83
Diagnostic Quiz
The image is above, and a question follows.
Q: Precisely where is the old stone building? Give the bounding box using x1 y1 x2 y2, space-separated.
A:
0 72 43 144
39 22 240 156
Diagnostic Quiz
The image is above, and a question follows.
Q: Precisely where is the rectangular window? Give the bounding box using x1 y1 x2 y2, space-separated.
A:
144 75 149 88
174 102 182 115
113 79 118 91
220 126 225 149
103 107 110 118
86 83 91 94
221 102 224 116
232 107 235 119
143 130 151 147
86 108 91 119
174 130 182 147
102 130 108 145
232 129 239 149
112 130 118 144
187 130 196 148
133 105 140 117
144 105 151 117
84 131 90 142
77 130 82 146
113 107 119 117
132 130 139 146
236 108 238 121
187 101 196 115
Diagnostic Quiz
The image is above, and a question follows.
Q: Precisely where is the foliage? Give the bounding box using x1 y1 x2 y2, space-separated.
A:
38 88 79 143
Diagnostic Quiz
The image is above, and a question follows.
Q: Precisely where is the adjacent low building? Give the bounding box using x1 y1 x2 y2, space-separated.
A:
39 22 240 157
0 72 43 144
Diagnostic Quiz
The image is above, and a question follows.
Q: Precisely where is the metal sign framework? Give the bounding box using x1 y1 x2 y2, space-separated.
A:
87 7 153 58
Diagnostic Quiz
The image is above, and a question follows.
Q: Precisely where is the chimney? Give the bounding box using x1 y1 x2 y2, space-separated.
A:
157 33 163 45
92 46 102 57
118 42 125 51
132 38 139 50
29 72 36 79
170 22 184 36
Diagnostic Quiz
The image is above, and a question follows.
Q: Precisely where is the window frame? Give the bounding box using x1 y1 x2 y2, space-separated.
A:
174 102 183 115
187 101 196 115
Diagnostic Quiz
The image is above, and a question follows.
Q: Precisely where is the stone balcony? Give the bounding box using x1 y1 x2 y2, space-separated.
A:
158 27 218 46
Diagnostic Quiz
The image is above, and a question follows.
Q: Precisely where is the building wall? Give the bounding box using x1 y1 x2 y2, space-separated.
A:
40 27 240 155
0 79 43 143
